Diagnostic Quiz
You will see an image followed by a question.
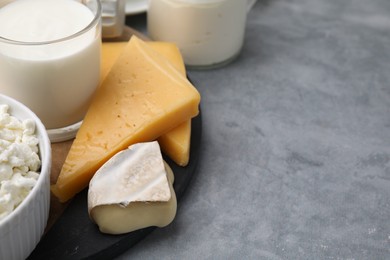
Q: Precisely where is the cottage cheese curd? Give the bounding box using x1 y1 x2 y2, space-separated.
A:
0 104 40 221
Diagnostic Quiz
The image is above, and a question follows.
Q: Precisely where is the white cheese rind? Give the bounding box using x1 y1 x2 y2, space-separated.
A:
88 141 171 211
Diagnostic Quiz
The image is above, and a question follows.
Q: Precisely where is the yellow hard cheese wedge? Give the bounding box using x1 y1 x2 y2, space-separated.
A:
101 41 192 166
51 36 200 202
88 141 176 234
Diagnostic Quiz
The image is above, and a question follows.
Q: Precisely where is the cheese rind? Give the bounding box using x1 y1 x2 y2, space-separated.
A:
88 141 171 210
52 36 200 202
90 164 176 234
88 142 176 235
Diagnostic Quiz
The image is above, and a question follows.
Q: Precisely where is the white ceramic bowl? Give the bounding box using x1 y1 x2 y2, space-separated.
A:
0 94 51 260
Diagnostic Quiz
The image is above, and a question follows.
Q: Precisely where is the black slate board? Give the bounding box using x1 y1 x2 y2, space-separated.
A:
28 106 202 260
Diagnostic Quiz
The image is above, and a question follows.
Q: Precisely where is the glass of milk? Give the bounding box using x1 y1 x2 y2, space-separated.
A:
0 0 102 142
148 0 249 69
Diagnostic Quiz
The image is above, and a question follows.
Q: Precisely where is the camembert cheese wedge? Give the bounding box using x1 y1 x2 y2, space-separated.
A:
51 35 200 202
88 141 176 234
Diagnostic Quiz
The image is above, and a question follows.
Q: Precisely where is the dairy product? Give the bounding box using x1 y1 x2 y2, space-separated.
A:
158 120 191 166
0 0 101 130
0 104 40 221
101 41 128 83
101 41 186 82
88 141 176 234
51 36 200 202
146 41 186 75
101 41 191 166
148 0 247 68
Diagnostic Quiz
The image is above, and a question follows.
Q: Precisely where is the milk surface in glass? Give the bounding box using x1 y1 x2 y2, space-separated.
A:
0 0 101 133
148 0 247 69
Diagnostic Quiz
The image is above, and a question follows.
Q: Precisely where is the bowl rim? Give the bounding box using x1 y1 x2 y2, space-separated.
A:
0 93 51 228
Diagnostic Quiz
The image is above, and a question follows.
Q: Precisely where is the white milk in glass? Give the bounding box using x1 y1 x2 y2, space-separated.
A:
0 0 101 136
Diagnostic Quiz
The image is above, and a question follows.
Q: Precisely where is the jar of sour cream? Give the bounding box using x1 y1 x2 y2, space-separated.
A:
147 0 248 69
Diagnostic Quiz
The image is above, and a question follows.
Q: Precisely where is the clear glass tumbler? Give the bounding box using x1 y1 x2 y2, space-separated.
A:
0 0 102 142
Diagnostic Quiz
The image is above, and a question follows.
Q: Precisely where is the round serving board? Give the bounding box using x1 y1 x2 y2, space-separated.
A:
27 27 202 259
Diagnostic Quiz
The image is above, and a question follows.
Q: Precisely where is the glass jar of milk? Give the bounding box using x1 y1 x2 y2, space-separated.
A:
148 0 248 69
0 0 101 142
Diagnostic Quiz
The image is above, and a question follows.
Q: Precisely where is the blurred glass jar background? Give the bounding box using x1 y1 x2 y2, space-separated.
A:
148 0 254 69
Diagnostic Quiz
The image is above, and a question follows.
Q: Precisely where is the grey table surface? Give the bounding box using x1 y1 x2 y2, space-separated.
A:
119 0 390 259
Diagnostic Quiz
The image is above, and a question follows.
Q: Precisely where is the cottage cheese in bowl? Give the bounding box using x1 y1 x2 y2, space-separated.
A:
0 94 51 260
0 104 41 221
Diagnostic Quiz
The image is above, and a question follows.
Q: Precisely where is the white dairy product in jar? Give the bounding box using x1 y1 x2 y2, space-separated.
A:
0 0 101 132
0 104 41 221
148 0 247 68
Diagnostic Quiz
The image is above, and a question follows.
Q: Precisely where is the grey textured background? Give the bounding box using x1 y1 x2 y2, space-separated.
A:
119 0 390 259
